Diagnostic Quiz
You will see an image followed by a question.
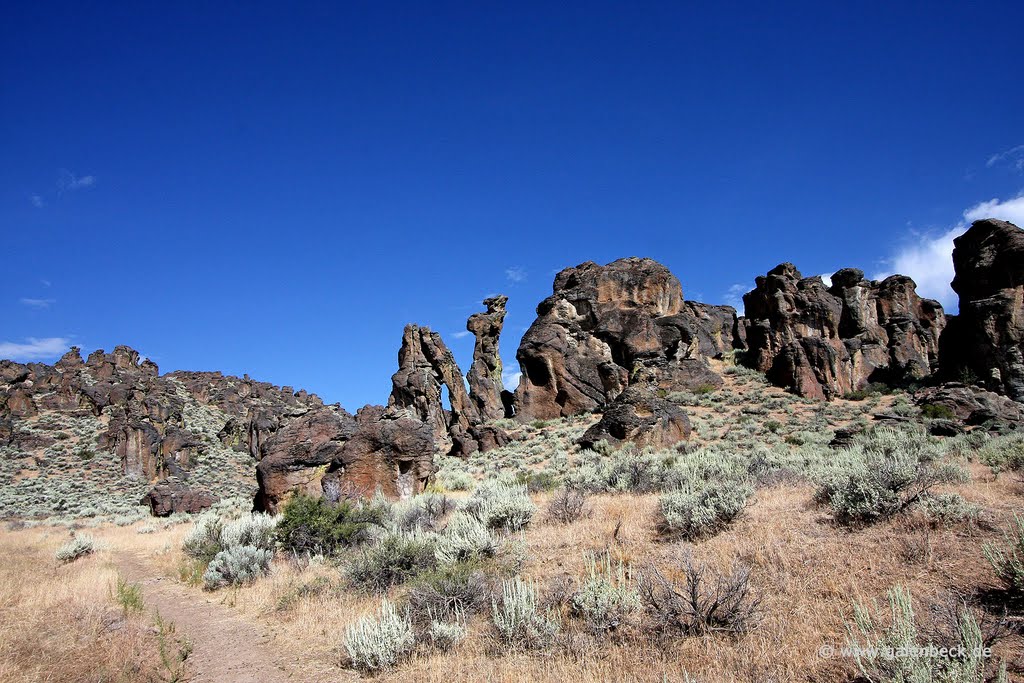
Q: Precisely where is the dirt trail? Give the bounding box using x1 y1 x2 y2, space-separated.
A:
117 554 349 683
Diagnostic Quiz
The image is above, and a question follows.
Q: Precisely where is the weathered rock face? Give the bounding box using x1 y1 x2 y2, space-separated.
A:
389 325 480 448
514 257 737 421
743 264 945 399
140 479 218 516
466 295 509 420
578 384 692 450
254 404 435 513
0 345 326 518
942 219 1024 401
914 384 1024 427
388 323 508 457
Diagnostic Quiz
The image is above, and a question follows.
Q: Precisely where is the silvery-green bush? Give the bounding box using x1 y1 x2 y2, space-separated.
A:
570 552 640 633
220 512 277 552
434 512 499 565
657 480 751 540
985 513 1024 592
427 616 466 651
491 578 559 649
846 585 1007 683
202 544 273 589
56 533 95 563
815 431 968 526
182 512 224 562
464 480 535 532
343 598 415 672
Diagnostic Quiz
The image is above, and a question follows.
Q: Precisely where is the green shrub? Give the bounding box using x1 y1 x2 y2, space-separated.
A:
846 585 1007 683
491 578 559 649
693 384 718 395
515 470 560 493
275 492 383 556
56 534 95 564
570 552 640 634
114 578 144 614
348 530 438 592
657 481 751 540
921 403 957 420
406 562 492 624
343 598 415 672
182 513 224 564
977 433 1024 474
984 513 1024 592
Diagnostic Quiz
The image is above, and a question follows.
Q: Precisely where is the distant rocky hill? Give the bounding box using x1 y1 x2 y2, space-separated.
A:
2 218 1022 519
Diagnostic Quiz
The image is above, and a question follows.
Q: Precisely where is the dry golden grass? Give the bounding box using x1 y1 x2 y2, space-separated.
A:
0 525 172 683
79 469 1017 683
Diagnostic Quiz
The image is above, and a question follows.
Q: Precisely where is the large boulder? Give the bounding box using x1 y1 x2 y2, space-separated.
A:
514 257 736 421
253 404 436 513
914 384 1024 427
466 295 510 420
140 479 218 516
942 219 1024 401
743 264 944 399
578 384 691 450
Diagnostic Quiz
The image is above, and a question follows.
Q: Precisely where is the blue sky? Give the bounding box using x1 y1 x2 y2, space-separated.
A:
2 1 1023 409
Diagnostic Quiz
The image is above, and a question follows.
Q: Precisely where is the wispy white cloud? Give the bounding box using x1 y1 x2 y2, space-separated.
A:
19 298 56 309
0 337 71 361
29 194 44 208
505 266 527 283
451 330 472 339
874 194 1024 308
723 283 747 310
502 367 522 391
987 144 1024 171
57 170 96 193
41 279 51 288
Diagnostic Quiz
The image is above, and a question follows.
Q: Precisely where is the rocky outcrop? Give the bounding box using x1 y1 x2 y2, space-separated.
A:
941 219 1024 401
578 384 691 450
467 295 509 420
743 264 944 399
914 384 1024 427
514 257 737 421
140 479 218 516
0 344 328 518
388 323 508 457
389 325 479 448
254 404 434 513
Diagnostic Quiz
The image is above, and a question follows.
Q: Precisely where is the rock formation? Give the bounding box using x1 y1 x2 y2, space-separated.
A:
914 384 1024 428
942 219 1024 401
578 383 692 450
514 257 739 421
140 479 218 516
388 323 508 457
254 404 434 513
467 295 509 420
743 264 944 399
389 325 479 446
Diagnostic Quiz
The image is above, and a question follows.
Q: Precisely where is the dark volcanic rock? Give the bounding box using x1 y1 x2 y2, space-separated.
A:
743 264 944 399
389 325 480 447
578 384 691 450
254 403 436 513
141 479 218 516
942 219 1024 401
467 295 510 420
914 384 1024 427
388 323 507 456
514 257 736 421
